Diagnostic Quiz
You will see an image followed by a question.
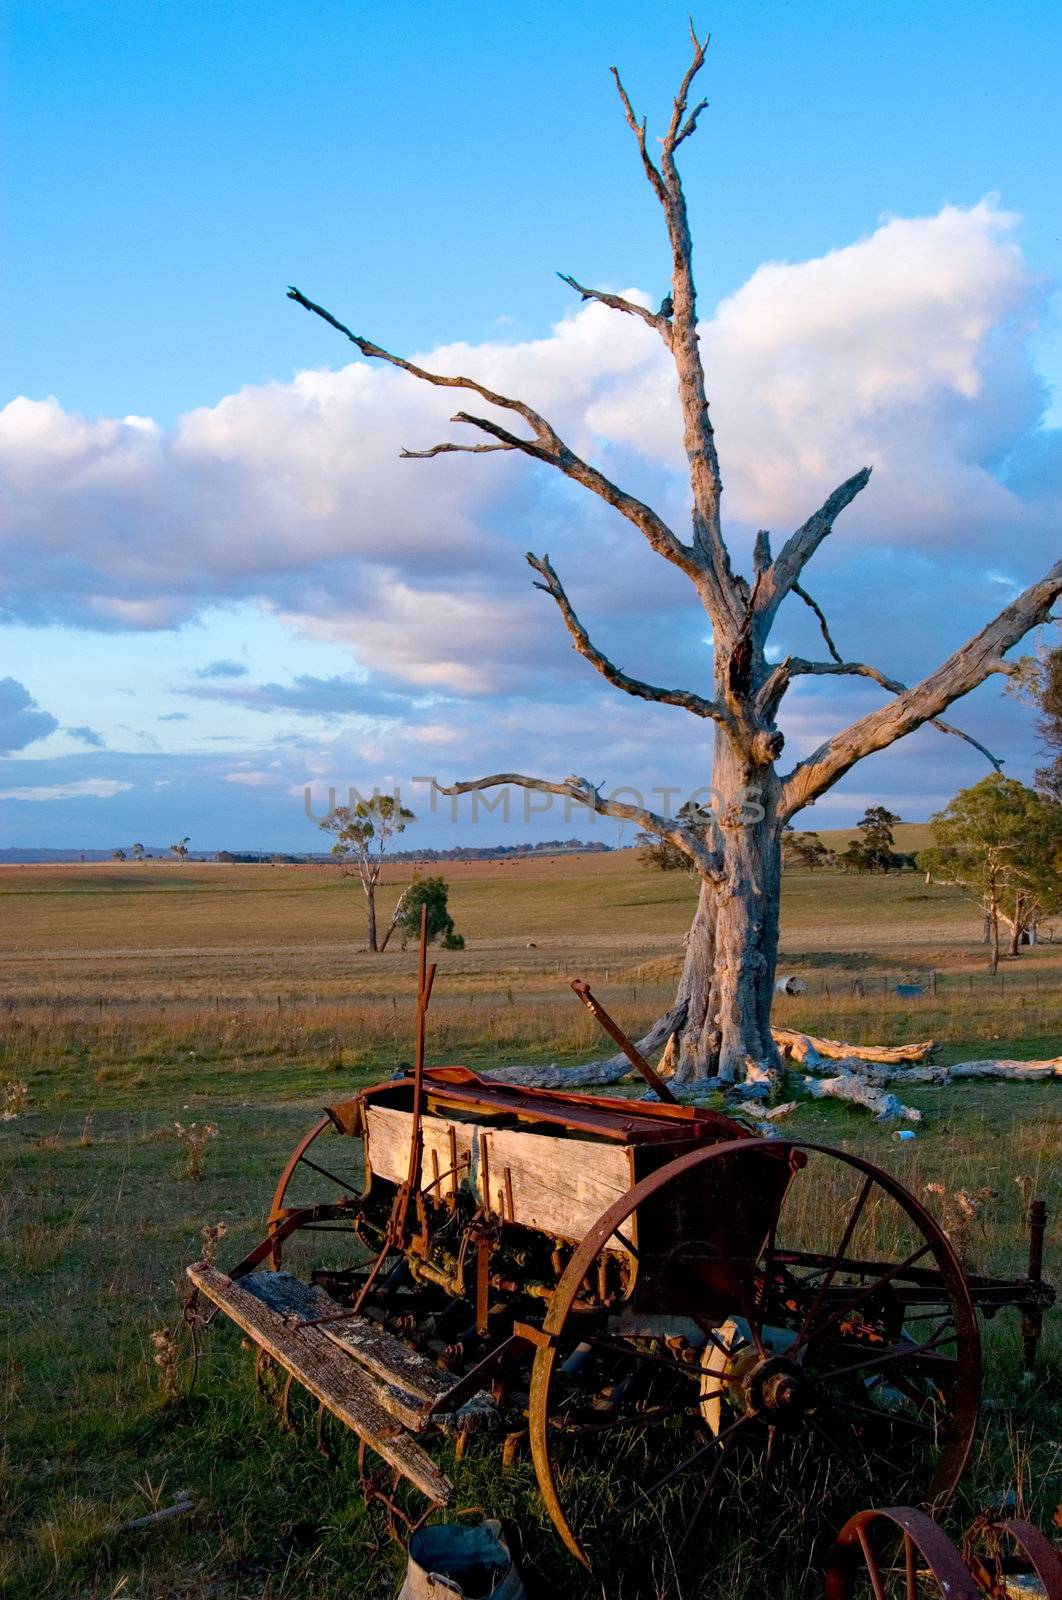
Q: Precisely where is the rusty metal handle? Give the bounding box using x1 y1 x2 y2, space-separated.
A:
570 979 678 1106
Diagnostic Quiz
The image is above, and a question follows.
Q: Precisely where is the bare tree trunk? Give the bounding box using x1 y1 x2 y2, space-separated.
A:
366 887 379 953
668 735 783 1084
989 901 1000 975
378 888 409 953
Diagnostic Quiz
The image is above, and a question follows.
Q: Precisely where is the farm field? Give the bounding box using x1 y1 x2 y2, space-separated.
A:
2 840 1061 1598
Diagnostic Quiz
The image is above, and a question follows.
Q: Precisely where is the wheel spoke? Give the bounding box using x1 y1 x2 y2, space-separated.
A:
857 1526 888 1600
674 1433 737 1561
586 1337 710 1379
817 1319 956 1382
557 1401 699 1437
615 1413 751 1516
804 1241 935 1346
826 1398 936 1437
794 1173 876 1349
808 1410 875 1483
296 1154 360 1194
905 1530 917 1600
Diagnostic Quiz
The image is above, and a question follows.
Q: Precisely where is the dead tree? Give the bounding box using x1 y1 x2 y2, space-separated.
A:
289 29 1062 1082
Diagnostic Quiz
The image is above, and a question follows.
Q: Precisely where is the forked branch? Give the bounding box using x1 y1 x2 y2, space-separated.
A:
778 559 1062 820
526 551 730 723
756 469 873 625
435 772 724 880
759 657 1004 769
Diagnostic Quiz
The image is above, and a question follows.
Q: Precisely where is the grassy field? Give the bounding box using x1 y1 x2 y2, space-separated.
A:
2 843 1061 1598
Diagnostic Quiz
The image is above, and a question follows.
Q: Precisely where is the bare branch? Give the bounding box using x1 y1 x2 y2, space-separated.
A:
792 581 843 663
287 286 554 438
778 559 1062 821
674 97 709 149
400 441 514 459
762 657 1003 770
526 551 730 722
610 66 667 205
557 273 671 345
756 468 872 624
435 771 724 881
288 285 704 581
662 26 710 152
610 38 742 631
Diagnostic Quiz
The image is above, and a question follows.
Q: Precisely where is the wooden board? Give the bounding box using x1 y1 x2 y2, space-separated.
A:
230 1271 456 1423
364 1105 634 1250
187 1263 452 1503
365 1105 474 1202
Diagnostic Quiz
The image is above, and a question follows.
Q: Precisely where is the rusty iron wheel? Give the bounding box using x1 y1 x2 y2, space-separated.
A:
823 1506 982 1598
266 1115 367 1272
528 1139 980 1579
962 1514 1062 1600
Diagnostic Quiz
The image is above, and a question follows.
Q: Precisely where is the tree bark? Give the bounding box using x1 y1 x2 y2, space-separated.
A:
667 731 783 1084
366 887 379 954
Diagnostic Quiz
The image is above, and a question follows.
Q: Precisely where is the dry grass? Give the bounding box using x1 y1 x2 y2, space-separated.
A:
1 843 1061 1598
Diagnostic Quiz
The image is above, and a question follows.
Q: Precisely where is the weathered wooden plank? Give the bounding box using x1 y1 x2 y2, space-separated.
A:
187 1263 452 1504
235 1272 456 1417
366 1105 635 1249
475 1125 634 1249
365 1105 473 1201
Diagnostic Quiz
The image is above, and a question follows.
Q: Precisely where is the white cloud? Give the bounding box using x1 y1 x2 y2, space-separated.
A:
1 200 1058 730
223 770 277 787
0 778 132 801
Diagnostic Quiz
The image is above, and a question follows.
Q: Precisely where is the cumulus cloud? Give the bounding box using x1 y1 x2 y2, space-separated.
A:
1 200 1058 728
0 677 58 753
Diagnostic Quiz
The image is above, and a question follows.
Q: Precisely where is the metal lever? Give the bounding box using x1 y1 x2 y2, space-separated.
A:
570 979 679 1106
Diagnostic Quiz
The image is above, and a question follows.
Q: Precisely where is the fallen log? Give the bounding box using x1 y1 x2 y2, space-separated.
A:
802 1072 923 1123
773 1028 935 1066
948 1058 1062 1080
484 1001 688 1089
813 1057 1062 1087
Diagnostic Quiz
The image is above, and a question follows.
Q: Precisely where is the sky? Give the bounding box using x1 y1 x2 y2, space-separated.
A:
2 0 1061 852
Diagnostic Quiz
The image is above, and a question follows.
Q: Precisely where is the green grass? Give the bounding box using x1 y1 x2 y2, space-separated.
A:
2 849 1061 1597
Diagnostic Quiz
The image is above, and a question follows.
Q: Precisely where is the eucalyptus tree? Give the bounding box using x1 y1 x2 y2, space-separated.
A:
290 31 1062 1081
320 795 415 952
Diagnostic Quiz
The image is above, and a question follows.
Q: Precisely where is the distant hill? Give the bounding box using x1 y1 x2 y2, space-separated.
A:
0 838 613 865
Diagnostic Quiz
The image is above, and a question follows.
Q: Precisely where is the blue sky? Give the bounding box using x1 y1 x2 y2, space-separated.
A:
2 0 1061 850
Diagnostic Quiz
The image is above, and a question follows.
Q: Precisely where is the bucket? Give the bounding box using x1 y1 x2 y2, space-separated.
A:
397 1518 525 1600
775 974 806 996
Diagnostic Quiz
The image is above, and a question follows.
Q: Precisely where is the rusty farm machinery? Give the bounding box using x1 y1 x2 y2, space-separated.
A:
188 925 1056 1584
